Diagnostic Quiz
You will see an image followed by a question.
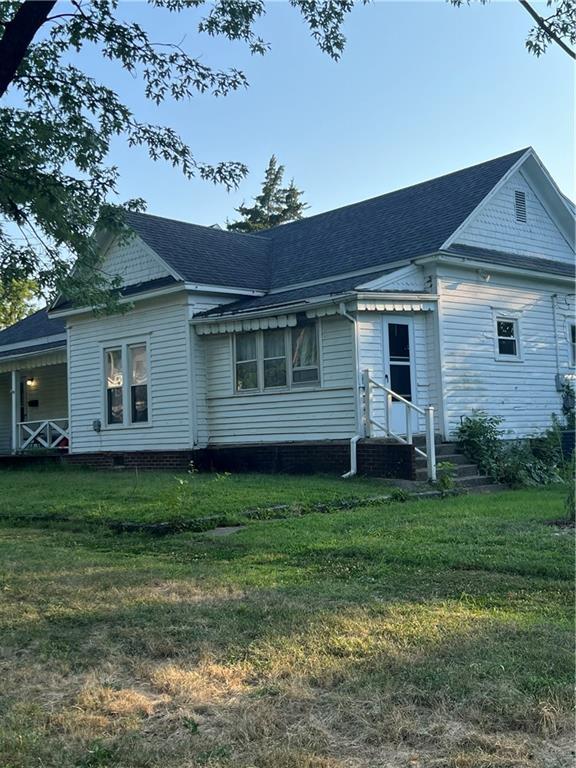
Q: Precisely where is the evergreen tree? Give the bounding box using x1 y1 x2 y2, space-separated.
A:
227 156 308 233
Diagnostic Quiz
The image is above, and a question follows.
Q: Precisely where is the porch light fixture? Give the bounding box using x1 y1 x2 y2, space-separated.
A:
26 377 35 386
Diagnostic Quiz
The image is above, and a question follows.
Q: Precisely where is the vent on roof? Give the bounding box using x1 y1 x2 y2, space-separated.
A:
514 190 527 223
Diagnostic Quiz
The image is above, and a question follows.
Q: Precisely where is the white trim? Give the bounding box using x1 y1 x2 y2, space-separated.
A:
492 311 523 362
183 282 265 296
417 253 574 285
0 347 67 373
66 325 72 454
49 282 264 320
440 149 532 250
100 337 152 430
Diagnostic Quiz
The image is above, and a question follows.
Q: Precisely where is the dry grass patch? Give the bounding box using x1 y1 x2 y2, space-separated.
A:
0 486 573 767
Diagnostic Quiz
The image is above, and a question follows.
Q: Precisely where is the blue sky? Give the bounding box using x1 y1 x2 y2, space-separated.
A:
85 1 574 225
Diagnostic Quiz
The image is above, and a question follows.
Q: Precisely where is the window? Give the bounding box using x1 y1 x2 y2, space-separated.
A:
570 323 576 367
263 329 287 388
514 190 527 223
234 320 319 392
388 323 412 401
495 317 520 359
235 333 258 390
129 344 148 423
104 341 149 426
291 320 319 384
105 348 123 424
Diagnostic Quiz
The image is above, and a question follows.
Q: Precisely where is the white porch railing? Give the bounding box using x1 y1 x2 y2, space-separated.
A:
18 419 69 451
362 369 436 482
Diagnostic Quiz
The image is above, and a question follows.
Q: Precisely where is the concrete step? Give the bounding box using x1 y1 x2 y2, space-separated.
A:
416 452 469 467
416 463 479 481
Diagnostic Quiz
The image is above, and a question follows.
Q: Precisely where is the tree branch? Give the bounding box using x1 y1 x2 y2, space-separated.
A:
517 0 575 59
0 0 58 98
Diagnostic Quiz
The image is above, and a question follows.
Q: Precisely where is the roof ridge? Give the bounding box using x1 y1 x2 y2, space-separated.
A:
260 147 531 235
125 210 271 242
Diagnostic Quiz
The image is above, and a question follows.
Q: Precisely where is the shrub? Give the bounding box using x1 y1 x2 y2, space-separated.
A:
456 410 564 488
435 461 456 494
456 411 503 477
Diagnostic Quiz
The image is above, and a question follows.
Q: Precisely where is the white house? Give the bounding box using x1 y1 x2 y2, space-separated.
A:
0 147 574 479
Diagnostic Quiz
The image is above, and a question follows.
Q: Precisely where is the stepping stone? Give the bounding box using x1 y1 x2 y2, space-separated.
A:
204 525 246 537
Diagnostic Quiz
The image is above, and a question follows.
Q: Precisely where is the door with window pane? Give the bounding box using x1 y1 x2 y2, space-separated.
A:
383 319 417 435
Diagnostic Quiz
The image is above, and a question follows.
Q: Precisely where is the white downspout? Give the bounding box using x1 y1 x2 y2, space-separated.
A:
338 302 364 478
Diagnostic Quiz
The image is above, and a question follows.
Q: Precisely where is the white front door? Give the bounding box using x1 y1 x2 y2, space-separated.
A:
382 318 417 436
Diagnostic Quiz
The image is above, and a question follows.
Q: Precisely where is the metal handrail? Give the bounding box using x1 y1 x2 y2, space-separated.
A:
362 369 436 481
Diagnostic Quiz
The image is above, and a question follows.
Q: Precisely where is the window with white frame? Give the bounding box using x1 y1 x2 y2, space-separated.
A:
104 341 149 425
569 322 576 367
494 316 520 359
234 319 319 392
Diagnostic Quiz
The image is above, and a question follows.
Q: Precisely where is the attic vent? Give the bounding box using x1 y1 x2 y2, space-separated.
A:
514 190 527 223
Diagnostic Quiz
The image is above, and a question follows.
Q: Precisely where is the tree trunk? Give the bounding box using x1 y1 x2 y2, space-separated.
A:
0 0 57 98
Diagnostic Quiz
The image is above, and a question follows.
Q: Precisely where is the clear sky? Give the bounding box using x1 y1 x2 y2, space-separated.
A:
81 0 574 226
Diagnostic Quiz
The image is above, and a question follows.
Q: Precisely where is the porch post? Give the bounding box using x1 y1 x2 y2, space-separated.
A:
10 369 20 453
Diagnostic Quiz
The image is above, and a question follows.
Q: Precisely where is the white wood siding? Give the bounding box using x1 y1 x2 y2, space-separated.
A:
358 264 426 291
456 170 574 263
438 266 574 438
100 235 171 287
357 312 436 433
0 373 10 452
67 296 192 452
20 363 68 422
203 316 357 444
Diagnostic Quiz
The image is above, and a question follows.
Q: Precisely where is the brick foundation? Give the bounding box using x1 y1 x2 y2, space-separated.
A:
0 441 416 479
193 440 415 480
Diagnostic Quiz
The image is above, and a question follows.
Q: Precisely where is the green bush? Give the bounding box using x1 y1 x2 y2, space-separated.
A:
435 461 456 494
456 410 564 488
456 411 504 477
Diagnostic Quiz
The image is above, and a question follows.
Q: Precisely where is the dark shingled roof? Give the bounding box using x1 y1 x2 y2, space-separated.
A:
196 273 392 318
52 275 179 311
262 149 529 289
446 244 576 277
123 149 531 293
0 339 66 359
124 212 270 290
0 309 65 349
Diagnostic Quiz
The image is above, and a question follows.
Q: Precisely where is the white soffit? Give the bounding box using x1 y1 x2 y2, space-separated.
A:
0 348 67 374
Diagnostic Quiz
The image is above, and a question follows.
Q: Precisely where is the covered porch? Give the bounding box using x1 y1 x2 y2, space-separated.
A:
0 350 68 454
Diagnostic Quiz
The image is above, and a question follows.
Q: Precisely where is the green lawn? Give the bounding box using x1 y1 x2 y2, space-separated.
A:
0 468 391 525
0 475 573 768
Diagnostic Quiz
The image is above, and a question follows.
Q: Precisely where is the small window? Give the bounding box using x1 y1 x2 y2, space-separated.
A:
514 190 527 223
496 317 519 359
235 333 258 391
129 344 148 423
105 348 123 424
263 329 287 388
570 323 576 367
291 321 319 384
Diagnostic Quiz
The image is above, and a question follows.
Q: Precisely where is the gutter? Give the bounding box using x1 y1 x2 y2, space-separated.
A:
416 253 575 285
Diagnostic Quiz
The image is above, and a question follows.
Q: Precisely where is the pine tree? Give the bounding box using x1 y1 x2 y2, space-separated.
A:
227 156 308 233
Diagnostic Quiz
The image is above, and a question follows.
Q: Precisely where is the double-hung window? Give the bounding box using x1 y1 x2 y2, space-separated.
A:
104 341 149 426
234 320 319 392
569 323 576 367
494 315 521 360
